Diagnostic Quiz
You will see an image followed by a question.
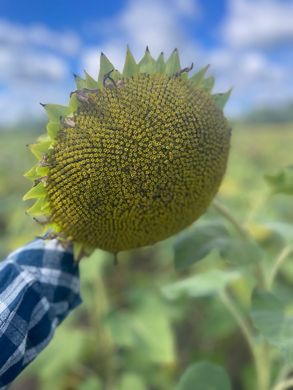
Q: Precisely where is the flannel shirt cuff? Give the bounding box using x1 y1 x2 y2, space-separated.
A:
0 238 81 388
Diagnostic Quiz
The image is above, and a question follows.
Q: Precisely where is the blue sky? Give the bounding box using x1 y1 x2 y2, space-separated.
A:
0 0 292 124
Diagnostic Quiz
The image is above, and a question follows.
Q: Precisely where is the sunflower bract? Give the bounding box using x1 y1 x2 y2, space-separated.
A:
24 48 231 257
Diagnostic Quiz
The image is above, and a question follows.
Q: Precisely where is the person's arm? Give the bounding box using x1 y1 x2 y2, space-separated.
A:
0 238 81 389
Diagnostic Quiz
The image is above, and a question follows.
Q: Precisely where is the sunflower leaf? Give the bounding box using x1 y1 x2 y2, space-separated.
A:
123 47 139 77
26 198 48 217
74 74 87 89
69 93 79 112
98 53 115 86
201 76 215 93
29 140 52 160
189 65 210 87
24 165 39 181
155 52 165 74
43 104 71 123
213 89 232 110
138 47 156 74
84 71 98 89
165 48 181 76
47 122 60 139
23 182 47 201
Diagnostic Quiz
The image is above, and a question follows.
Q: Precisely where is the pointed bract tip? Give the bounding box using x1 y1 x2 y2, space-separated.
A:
146 46 150 52
40 103 46 107
173 48 178 52
101 52 105 56
73 73 78 79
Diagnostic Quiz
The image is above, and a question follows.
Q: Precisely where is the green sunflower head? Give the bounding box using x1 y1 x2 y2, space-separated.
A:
23 47 231 260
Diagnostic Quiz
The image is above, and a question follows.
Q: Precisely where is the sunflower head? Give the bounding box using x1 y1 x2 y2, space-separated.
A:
23 47 231 259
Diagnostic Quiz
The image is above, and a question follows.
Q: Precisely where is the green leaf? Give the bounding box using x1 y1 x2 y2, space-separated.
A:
36 165 49 176
47 122 60 139
138 47 156 74
23 182 46 200
69 93 79 112
219 237 263 265
263 222 293 245
189 65 210 87
165 48 181 76
162 270 241 300
31 327 87 382
24 165 39 181
174 221 262 269
177 362 232 390
130 296 175 363
265 166 293 195
213 89 232 110
26 197 48 216
201 76 215 92
37 133 51 143
174 222 230 271
29 140 51 160
43 104 70 122
106 311 135 348
123 47 139 77
250 290 284 342
250 289 293 362
74 74 87 89
155 52 165 73
84 71 98 89
78 377 102 390
98 52 115 86
119 373 146 390
106 296 175 364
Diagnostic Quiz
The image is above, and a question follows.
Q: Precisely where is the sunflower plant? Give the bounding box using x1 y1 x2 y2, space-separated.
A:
23 47 231 260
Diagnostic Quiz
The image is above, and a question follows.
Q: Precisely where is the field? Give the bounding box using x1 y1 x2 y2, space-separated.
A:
1 122 293 390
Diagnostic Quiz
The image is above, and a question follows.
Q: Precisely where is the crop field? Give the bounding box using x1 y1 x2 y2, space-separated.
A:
1 122 293 390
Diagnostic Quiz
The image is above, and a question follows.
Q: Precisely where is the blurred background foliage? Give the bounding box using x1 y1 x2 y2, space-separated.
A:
1 119 293 390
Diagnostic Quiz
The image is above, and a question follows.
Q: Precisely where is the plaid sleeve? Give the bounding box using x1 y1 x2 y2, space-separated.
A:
0 238 81 389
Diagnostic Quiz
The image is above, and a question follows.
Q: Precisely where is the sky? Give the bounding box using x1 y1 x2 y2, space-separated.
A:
0 0 292 125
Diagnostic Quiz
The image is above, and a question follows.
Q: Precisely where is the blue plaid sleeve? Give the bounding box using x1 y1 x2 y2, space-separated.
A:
0 238 81 389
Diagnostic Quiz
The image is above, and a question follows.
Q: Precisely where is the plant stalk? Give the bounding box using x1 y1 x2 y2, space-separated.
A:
268 245 293 290
212 199 249 241
220 288 271 390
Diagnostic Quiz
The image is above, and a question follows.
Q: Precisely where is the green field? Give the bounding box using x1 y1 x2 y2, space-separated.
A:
1 122 293 390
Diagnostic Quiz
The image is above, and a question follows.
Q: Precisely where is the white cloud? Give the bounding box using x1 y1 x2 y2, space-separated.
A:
81 0 293 116
0 19 80 55
0 47 68 83
0 79 71 125
82 0 201 79
205 45 292 113
0 19 76 125
1 0 292 125
82 41 126 77
171 0 199 17
223 0 293 47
